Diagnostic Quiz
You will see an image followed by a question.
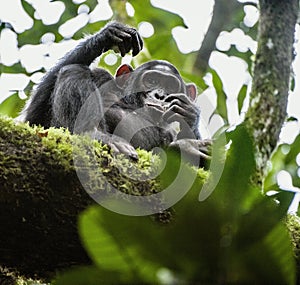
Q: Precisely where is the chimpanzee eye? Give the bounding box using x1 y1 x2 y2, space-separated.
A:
144 74 160 87
147 78 157 85
165 77 181 94
142 70 181 94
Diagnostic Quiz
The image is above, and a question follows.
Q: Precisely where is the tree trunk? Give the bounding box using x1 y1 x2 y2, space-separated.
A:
245 0 299 185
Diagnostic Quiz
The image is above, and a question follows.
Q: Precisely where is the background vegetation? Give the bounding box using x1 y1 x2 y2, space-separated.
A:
1 0 300 284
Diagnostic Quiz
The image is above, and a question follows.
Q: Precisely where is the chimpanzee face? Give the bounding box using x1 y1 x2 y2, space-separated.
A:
115 60 196 109
139 64 183 110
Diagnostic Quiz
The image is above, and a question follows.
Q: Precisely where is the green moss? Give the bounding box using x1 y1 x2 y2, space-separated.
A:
287 215 300 262
0 115 208 200
0 115 209 278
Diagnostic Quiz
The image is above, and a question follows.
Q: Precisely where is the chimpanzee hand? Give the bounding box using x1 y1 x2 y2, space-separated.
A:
99 22 143 57
162 94 200 139
169 138 212 168
108 136 138 160
91 130 138 160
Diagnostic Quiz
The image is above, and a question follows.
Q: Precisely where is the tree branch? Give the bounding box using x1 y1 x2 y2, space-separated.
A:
193 0 243 75
0 117 171 280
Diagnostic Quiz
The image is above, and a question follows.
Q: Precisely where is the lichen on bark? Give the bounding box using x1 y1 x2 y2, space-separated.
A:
245 0 299 185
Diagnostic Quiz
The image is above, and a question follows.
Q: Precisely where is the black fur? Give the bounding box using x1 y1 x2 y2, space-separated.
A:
21 22 210 163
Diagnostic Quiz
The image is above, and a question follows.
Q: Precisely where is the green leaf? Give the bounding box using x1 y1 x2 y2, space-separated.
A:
211 124 256 214
79 207 133 273
77 139 295 283
290 75 296 91
20 0 35 18
19 0 98 45
130 0 186 30
210 69 228 122
143 33 185 67
0 63 27 74
79 206 160 283
287 116 298 122
241 223 296 285
128 0 188 68
263 223 296 285
0 93 26 118
237 84 248 114
235 191 294 249
285 134 300 165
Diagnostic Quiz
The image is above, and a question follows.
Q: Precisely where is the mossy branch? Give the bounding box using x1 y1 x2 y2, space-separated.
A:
0 116 207 280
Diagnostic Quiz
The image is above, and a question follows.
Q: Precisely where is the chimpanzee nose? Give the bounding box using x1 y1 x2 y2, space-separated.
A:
141 70 181 94
154 89 166 100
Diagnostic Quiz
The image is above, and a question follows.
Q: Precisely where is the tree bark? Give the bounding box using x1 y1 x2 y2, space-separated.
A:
0 117 167 280
245 0 299 185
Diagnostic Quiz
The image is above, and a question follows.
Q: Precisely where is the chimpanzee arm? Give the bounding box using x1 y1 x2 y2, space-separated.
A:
23 22 143 127
51 64 96 132
56 21 143 67
51 63 138 159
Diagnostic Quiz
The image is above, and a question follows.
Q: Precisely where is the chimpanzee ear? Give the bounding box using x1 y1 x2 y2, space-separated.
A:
115 64 134 87
186 83 197 101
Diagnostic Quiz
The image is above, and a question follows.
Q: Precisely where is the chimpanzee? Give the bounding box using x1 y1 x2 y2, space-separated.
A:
21 22 210 164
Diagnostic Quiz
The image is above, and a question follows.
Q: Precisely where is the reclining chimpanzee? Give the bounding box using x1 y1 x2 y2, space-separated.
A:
21 22 210 165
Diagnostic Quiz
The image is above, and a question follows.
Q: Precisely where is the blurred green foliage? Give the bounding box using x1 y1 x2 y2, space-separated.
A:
265 132 300 215
53 125 295 284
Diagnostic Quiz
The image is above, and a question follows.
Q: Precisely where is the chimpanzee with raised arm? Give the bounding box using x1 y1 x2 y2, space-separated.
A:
21 22 210 164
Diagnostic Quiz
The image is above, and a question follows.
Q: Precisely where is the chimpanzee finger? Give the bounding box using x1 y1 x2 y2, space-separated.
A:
168 98 193 111
116 39 127 57
163 105 189 123
114 29 132 39
198 146 211 156
115 30 132 51
197 151 211 161
109 29 132 56
163 105 198 133
168 97 199 118
163 112 185 125
115 27 143 56
122 26 143 56
108 35 126 56
190 140 212 157
168 140 211 166
131 30 143 56
111 140 138 160
164 94 191 104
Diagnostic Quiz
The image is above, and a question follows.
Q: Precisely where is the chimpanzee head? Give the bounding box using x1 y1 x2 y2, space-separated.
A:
115 60 197 108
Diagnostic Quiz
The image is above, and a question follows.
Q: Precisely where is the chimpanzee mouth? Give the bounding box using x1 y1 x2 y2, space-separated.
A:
145 101 166 111
144 90 170 111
